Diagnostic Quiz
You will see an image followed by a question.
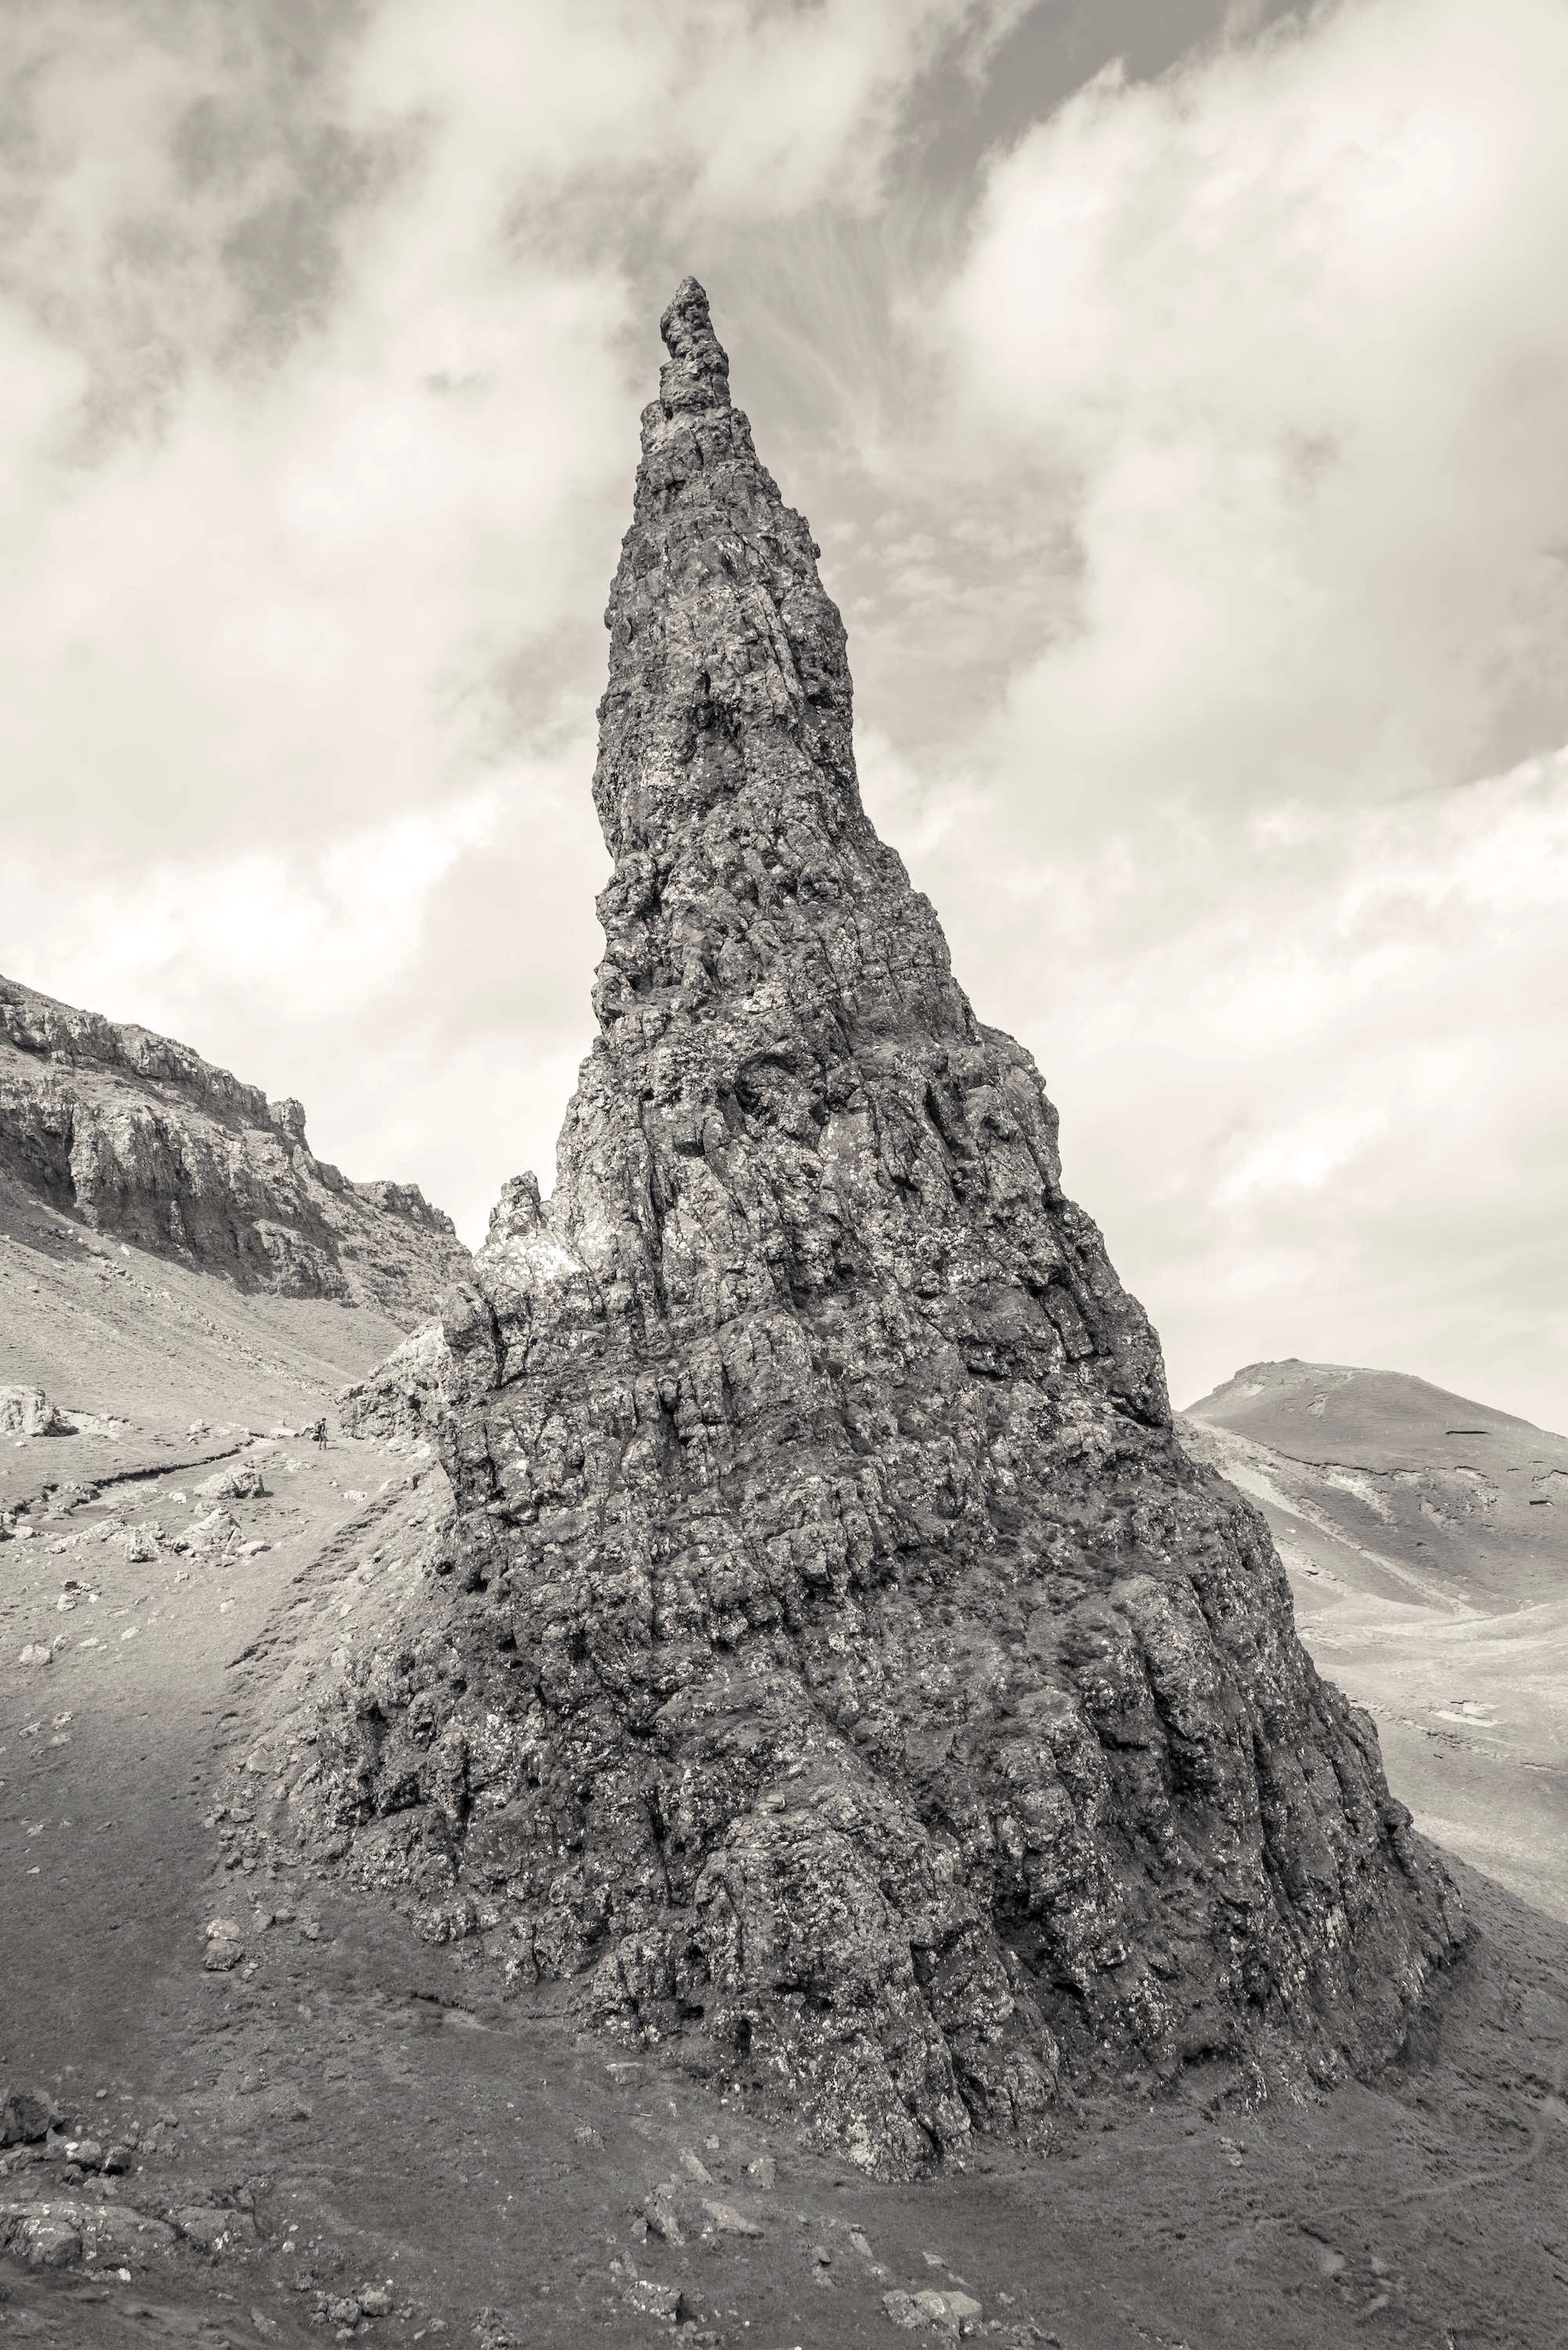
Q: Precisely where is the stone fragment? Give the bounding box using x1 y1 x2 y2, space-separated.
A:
1 2209 82 2267
0 2193 175 2267
186 1507 242 1553
1 2088 63 2146
172 2204 254 2252
644 2188 685 2245
0 1386 71 1437
701 2199 763 2239
194 1466 266 1501
912 2288 984 2333
201 1918 244 1972
623 2277 688 2323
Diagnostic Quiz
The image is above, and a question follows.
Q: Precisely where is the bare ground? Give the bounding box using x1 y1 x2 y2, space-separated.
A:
3 1206 1566 2348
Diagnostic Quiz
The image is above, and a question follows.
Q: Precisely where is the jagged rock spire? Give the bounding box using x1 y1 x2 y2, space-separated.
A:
309 283 1465 2178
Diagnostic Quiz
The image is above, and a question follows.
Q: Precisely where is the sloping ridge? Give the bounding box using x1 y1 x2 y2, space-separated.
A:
1184 1358 1568 1610
0 972 468 1328
258 280 1468 2178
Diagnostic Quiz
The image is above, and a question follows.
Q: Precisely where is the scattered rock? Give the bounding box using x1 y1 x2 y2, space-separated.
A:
0 2193 176 2267
1 2089 63 2147
0 2207 81 2267
172 2204 258 2253
701 2200 763 2240
202 1918 245 1972
472 2310 518 2350
194 1465 267 1502
644 2186 685 2245
881 2287 983 2335
0 1386 72 1437
623 2276 689 2324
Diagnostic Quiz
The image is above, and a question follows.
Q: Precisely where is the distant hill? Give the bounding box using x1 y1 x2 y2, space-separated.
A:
1181 1358 1568 1923
1183 1356 1567 1608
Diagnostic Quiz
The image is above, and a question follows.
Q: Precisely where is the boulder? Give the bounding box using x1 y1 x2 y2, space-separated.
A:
0 1386 72 1437
193 1464 266 1501
0 2088 63 2146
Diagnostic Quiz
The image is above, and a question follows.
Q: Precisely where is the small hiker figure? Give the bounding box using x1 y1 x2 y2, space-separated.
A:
309 1415 328 1449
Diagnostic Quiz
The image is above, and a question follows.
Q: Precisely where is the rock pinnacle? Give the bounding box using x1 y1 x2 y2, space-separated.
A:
302 284 1467 2177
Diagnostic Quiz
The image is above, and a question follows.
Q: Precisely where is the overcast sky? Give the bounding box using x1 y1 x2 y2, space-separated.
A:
3 0 1566 1432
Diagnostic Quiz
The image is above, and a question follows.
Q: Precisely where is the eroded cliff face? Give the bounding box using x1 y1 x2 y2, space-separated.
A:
280 281 1466 2175
0 976 467 1328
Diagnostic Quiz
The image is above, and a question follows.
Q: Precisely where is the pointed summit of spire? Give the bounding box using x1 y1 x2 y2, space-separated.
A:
604 280 840 859
656 274 732 414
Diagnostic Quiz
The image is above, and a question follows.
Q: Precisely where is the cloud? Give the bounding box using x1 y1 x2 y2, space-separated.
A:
346 0 1028 224
938 0 1568 819
863 0 1568 1429
863 687 1568 1434
0 0 1018 1242
2 0 1563 1434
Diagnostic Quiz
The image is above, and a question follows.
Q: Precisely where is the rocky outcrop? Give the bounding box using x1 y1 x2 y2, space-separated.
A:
0 1386 72 1437
0 975 468 1327
338 1320 453 1448
277 281 1466 2175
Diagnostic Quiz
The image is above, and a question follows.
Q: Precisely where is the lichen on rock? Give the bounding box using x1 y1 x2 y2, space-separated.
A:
280 278 1467 2176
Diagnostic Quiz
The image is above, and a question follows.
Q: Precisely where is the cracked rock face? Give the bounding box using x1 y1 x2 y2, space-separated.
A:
0 974 468 1325
302 280 1466 2175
